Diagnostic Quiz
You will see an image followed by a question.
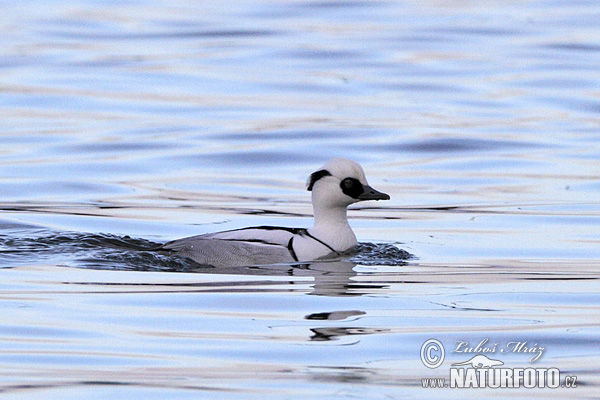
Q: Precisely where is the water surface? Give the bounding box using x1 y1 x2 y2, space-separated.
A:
1 0 599 398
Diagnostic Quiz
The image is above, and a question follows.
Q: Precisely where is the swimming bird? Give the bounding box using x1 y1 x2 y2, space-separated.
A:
161 158 390 267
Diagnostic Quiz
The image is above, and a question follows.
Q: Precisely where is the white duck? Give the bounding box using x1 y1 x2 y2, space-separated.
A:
161 158 390 266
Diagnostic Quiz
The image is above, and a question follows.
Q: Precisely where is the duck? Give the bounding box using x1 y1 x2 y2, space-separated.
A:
161 158 390 267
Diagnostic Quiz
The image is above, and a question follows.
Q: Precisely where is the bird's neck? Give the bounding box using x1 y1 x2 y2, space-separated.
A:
313 203 350 228
310 202 357 250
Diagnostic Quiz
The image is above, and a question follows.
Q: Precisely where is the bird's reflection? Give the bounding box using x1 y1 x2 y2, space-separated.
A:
308 326 389 342
187 260 390 297
305 310 366 321
166 260 391 342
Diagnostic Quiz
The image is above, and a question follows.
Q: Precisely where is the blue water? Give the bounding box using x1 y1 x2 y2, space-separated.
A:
1 0 600 398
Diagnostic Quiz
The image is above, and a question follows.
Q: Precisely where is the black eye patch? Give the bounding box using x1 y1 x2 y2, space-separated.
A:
307 169 332 191
340 177 364 199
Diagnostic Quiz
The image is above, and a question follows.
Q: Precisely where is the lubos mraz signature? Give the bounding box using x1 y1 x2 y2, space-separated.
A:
452 338 545 362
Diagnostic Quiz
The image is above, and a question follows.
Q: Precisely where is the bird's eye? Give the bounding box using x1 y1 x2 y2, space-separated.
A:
342 178 355 189
340 177 363 198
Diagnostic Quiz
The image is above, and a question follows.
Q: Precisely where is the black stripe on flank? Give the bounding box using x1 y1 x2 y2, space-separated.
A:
307 170 332 191
340 177 364 199
235 226 307 235
287 237 298 261
304 231 338 254
223 238 285 247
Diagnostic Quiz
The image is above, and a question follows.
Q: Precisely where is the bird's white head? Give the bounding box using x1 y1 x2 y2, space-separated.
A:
306 158 390 209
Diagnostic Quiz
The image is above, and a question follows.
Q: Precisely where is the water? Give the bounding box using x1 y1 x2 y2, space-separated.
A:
1 0 599 398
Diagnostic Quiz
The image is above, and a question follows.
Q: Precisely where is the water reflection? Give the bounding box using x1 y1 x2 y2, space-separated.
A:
192 260 390 297
306 309 383 344
308 326 389 342
305 310 366 320
3 0 600 395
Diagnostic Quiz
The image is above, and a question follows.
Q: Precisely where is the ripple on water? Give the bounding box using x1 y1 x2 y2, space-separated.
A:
1 0 600 398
